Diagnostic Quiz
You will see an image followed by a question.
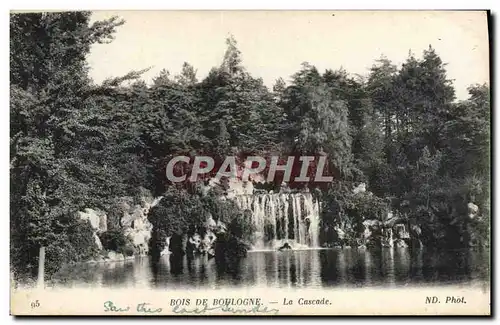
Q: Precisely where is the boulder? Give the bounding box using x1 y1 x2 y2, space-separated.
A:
353 183 366 194
107 251 117 260
117 194 162 256
468 202 479 219
278 242 292 251
78 208 107 251
78 208 107 232
105 251 125 261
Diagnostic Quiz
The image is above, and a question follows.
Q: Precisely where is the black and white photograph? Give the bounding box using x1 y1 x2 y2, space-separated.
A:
9 10 491 315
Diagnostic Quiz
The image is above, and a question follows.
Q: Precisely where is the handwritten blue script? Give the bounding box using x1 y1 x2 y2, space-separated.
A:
172 303 280 315
104 301 162 314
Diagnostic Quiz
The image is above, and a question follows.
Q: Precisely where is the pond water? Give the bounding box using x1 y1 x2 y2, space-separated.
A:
52 248 490 289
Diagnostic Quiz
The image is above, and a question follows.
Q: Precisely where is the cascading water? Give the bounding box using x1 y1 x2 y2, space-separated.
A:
235 192 320 250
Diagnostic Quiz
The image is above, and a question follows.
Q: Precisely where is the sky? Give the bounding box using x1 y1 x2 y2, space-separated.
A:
87 11 489 100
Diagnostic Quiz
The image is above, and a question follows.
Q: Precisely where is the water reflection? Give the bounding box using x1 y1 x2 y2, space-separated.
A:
52 248 490 289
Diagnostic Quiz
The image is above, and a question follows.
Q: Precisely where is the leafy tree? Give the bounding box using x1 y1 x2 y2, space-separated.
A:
198 37 284 155
152 69 174 87
281 63 353 178
366 56 397 142
175 62 198 87
10 11 127 278
272 77 287 103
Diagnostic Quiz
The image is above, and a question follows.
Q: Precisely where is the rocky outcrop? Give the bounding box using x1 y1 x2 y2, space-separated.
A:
114 195 163 255
107 251 124 261
78 191 163 260
468 202 479 219
353 183 367 194
78 208 107 232
78 208 107 250
353 212 413 248
201 177 255 198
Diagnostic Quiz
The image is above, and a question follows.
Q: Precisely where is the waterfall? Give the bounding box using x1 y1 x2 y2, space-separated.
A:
235 192 320 250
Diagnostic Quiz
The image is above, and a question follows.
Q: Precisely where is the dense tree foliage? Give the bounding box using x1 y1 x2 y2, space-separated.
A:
10 12 128 279
10 13 490 280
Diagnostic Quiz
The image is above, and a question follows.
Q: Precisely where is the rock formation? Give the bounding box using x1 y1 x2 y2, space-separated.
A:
78 191 163 262
468 202 479 219
115 195 163 255
78 208 107 250
353 183 367 194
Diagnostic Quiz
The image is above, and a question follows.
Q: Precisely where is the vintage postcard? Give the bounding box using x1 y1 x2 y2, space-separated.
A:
10 10 491 316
